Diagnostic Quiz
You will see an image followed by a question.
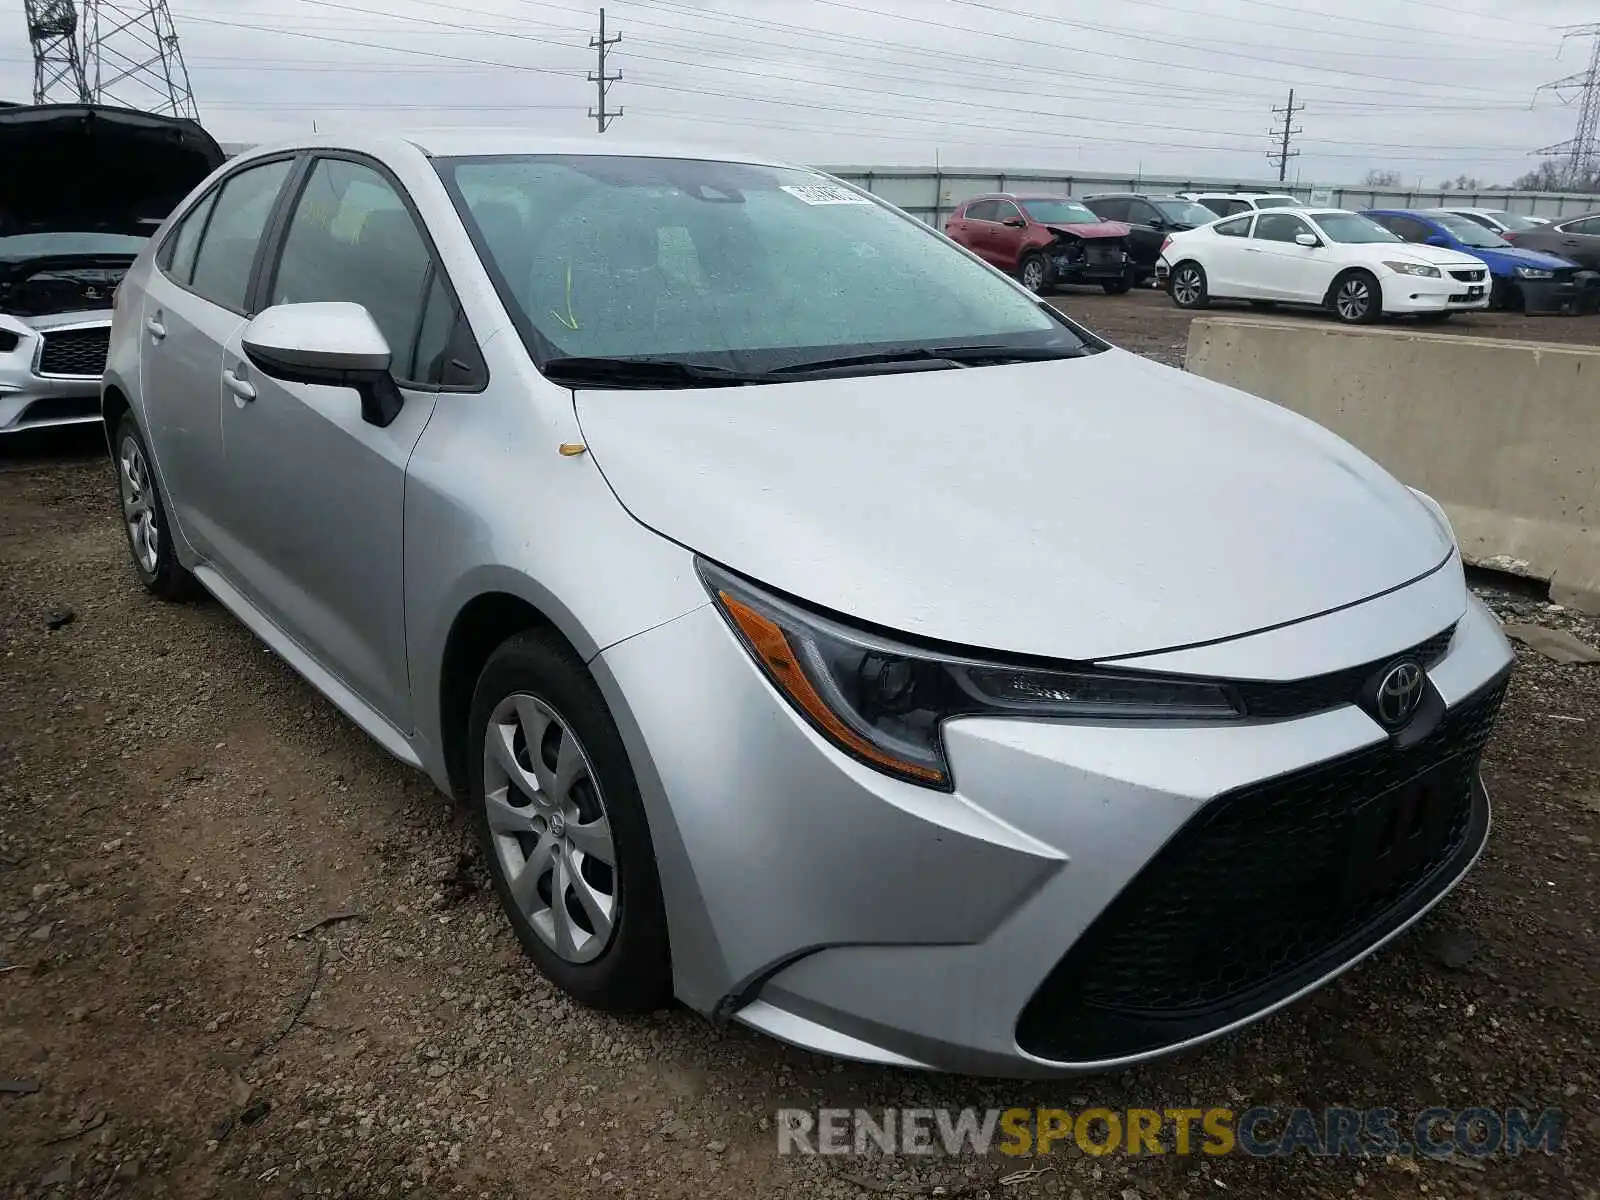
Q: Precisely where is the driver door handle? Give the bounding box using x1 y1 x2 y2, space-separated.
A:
224 367 257 403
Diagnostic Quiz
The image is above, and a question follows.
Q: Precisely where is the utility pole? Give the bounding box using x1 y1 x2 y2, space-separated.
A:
1267 89 1304 183
83 0 199 119
588 7 622 133
1534 24 1600 187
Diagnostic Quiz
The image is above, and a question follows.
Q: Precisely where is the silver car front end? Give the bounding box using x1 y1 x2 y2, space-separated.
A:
0 309 112 433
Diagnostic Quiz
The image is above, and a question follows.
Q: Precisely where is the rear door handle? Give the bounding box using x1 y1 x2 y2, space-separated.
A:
145 316 166 340
223 367 256 403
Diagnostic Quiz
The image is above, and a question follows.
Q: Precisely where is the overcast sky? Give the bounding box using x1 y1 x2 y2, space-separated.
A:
3 0 1597 186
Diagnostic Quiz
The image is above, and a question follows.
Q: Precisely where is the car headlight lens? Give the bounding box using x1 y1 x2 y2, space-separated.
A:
1383 261 1442 278
1513 266 1554 280
700 561 1242 789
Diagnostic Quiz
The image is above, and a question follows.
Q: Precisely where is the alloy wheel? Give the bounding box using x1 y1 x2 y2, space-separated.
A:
1021 258 1046 291
1336 277 1372 321
1172 267 1202 307
482 693 617 964
118 436 159 575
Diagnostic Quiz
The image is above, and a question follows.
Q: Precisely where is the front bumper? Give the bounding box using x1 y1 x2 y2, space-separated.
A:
1048 247 1132 287
595 573 1513 1077
1378 272 1491 314
1514 270 1600 315
0 311 112 433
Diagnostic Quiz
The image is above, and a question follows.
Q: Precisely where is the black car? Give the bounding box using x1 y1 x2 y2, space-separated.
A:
1081 193 1219 283
1504 211 1600 272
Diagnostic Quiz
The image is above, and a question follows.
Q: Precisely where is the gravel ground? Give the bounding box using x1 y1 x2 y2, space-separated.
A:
2 347 1598 1199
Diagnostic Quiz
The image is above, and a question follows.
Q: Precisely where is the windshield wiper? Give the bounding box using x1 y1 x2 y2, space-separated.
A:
541 355 769 388
767 343 1090 375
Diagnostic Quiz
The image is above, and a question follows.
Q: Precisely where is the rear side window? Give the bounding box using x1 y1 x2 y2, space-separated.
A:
159 189 218 285
1214 215 1253 239
1562 216 1600 234
190 159 294 312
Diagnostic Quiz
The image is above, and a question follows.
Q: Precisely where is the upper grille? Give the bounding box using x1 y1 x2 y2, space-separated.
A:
1015 671 1508 1063
1230 624 1455 721
1449 268 1487 283
37 327 111 378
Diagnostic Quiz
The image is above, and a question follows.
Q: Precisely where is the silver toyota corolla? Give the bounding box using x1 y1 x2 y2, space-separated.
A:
102 133 1513 1078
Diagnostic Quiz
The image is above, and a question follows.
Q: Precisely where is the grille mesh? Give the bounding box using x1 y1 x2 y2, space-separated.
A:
1015 671 1507 1062
38 327 111 378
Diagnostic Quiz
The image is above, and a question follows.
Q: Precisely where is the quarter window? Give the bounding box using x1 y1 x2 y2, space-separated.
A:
159 189 218 285
268 157 468 386
188 159 293 313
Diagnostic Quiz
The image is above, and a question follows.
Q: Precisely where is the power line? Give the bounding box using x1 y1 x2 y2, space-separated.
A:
1534 24 1600 186
1268 88 1304 182
588 5 622 133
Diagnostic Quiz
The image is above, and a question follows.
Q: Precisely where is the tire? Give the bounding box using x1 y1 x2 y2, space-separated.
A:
1330 270 1382 324
468 628 672 1012
1169 261 1209 309
1101 272 1134 295
113 413 196 600
1019 252 1050 294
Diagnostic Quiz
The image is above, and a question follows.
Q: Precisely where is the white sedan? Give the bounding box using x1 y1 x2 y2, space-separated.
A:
1158 207 1493 323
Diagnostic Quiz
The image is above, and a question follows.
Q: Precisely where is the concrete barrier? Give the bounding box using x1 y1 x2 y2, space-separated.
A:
1184 316 1600 615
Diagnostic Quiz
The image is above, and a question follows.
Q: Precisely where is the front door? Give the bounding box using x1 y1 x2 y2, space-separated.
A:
1249 211 1331 302
988 199 1029 272
138 158 295 558
215 155 457 728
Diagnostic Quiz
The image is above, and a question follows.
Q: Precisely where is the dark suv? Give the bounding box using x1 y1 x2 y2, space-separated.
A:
1081 194 1219 283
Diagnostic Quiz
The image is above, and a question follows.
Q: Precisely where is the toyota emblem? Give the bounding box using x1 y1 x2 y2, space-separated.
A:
1375 661 1426 728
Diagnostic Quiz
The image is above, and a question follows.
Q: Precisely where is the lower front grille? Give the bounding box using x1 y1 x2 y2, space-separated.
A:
1016 671 1509 1063
37 327 111 378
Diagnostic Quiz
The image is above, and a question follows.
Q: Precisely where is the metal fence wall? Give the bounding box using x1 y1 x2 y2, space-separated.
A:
821 166 1600 226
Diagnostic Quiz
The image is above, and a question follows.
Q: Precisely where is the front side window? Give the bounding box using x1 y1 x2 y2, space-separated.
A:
189 159 293 312
1560 215 1600 234
269 157 438 382
1312 213 1403 245
1370 215 1432 244
963 200 1000 222
1253 213 1312 243
437 155 1088 375
992 201 1023 225
1019 199 1101 225
1213 215 1253 239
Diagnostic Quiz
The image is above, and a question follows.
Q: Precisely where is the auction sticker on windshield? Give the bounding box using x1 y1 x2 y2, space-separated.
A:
781 184 873 205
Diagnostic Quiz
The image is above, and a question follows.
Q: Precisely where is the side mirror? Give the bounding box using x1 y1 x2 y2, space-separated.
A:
1425 234 1451 248
241 302 403 428
1294 232 1320 248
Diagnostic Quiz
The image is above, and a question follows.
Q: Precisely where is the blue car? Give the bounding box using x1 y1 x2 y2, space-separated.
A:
1362 209 1594 313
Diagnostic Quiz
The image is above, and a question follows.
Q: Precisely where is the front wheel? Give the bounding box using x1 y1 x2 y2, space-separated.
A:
1169 262 1209 309
468 629 672 1012
1101 271 1134 295
1019 252 1050 294
1331 270 1382 324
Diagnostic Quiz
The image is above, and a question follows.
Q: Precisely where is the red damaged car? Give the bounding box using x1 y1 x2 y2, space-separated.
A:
944 193 1135 295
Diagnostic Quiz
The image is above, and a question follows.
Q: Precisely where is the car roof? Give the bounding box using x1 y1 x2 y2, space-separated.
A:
231 129 794 168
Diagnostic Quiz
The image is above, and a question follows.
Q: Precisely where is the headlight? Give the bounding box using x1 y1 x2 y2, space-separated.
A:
1513 266 1554 280
1382 261 1442 278
700 561 1242 790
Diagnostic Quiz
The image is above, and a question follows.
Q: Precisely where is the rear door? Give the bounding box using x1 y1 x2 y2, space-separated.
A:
138 156 297 558
1551 215 1600 269
213 152 485 729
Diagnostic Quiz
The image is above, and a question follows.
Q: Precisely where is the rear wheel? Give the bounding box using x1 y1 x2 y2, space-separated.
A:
1019 252 1050 294
1331 270 1382 324
1169 262 1209 309
114 414 196 600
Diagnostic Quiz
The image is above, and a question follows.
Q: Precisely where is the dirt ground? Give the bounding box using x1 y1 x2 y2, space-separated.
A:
1048 285 1600 367
2 305 1598 1199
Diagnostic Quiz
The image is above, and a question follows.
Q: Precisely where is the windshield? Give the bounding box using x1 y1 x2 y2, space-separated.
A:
1313 213 1402 244
0 231 148 260
1432 214 1508 248
1020 199 1102 225
1153 199 1218 226
1255 197 1301 208
435 155 1089 375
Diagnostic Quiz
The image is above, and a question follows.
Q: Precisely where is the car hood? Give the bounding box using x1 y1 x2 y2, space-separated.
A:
1469 245 1579 273
575 349 1454 662
0 104 226 236
1379 243 1490 270
1043 220 1128 240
